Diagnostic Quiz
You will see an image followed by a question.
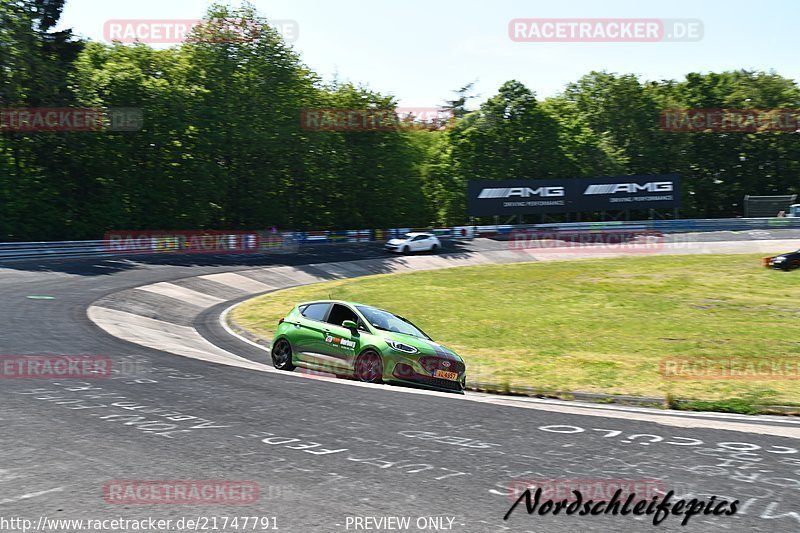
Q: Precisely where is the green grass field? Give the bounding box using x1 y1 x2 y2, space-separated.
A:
232 254 800 409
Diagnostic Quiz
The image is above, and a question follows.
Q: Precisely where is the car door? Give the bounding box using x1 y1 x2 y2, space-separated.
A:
319 303 364 371
410 235 427 251
292 302 331 364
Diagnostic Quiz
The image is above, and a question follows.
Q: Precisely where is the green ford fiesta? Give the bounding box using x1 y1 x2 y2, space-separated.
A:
270 300 466 393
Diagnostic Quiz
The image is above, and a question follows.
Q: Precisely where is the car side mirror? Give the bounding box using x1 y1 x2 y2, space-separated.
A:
342 320 358 331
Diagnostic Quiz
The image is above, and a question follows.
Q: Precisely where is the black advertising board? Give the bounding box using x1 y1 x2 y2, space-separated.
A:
577 174 680 212
467 178 575 216
467 174 680 216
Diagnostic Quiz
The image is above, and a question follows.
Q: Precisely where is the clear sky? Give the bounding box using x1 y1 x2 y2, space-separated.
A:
57 0 799 108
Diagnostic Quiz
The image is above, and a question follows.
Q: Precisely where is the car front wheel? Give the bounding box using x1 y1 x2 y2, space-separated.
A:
354 350 383 383
271 339 295 371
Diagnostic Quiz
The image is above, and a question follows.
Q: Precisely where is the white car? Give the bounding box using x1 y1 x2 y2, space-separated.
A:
385 232 441 254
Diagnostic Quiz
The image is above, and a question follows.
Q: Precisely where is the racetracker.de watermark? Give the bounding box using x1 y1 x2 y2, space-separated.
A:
508 18 703 42
0 356 111 379
104 231 266 254
103 18 299 44
0 108 142 133
660 358 800 380
103 480 260 504
508 479 664 503
661 108 800 133
508 230 667 254
300 108 454 132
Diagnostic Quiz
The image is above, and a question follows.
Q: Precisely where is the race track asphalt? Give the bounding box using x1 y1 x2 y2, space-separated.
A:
1 232 799 533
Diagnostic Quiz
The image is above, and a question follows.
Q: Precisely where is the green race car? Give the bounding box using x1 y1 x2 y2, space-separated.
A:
270 300 466 393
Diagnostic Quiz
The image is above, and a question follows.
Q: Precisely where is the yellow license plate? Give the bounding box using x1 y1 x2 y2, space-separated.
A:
434 369 458 381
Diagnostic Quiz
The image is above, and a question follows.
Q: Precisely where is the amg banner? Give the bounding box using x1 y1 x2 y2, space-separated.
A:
467 174 680 216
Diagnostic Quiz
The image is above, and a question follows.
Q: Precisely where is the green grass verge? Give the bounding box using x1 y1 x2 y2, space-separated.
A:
232 253 800 407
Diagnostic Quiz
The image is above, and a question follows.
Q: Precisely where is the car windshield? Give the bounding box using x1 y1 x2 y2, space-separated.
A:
356 306 431 340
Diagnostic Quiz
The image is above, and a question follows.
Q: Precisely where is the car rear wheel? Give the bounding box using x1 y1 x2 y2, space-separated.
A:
354 350 383 383
271 339 295 371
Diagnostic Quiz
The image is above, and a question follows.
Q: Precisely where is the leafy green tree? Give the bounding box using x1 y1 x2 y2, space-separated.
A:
2 1 799 239
0 0 83 240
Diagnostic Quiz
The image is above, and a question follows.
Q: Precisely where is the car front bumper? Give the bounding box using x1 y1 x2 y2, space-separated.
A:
388 372 465 393
384 243 404 252
386 357 466 394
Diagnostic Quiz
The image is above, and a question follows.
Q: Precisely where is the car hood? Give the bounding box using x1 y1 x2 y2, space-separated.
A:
387 238 407 245
382 332 462 361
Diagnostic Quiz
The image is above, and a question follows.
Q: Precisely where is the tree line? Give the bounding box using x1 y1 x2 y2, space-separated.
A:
1 1 799 241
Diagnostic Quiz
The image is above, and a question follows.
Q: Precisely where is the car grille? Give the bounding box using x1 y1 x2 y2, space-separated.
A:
414 375 462 391
419 356 465 375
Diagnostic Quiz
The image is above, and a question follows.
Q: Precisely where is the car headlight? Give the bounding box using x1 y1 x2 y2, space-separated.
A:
387 340 419 354
774 257 786 262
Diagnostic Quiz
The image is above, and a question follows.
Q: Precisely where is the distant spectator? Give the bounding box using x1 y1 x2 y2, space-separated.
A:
778 210 786 217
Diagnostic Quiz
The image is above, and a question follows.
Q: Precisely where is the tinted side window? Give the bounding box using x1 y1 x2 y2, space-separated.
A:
300 303 330 321
327 304 358 326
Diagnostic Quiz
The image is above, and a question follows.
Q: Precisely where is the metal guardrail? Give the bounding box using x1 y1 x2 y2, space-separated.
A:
0 240 107 261
478 217 800 235
1 218 799 262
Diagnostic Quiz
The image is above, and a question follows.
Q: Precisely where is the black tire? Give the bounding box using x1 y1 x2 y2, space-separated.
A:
354 350 383 383
271 338 295 371
431 244 439 253
402 245 410 254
